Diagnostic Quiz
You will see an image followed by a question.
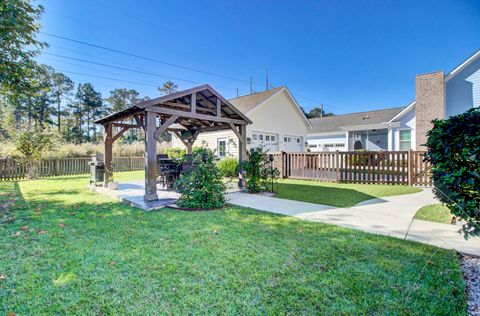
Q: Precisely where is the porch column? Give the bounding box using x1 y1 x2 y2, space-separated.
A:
144 111 158 201
238 124 247 188
103 124 113 187
388 128 394 151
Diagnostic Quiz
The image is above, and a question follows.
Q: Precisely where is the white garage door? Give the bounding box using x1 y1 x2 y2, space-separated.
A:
250 131 279 152
284 135 304 152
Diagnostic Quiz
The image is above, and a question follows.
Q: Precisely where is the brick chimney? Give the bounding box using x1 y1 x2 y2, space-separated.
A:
414 71 445 150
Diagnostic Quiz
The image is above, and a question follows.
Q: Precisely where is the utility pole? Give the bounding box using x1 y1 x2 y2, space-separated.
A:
320 104 324 118
236 88 239 98
250 77 253 94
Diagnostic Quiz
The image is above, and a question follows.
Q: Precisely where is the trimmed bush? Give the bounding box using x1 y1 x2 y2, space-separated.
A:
217 157 238 178
175 148 226 210
425 108 480 238
166 147 186 159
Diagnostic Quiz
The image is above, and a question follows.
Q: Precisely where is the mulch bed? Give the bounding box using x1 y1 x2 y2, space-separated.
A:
460 253 480 315
167 203 225 212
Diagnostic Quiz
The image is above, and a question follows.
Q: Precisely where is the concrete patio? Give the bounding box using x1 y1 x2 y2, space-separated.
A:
94 179 243 211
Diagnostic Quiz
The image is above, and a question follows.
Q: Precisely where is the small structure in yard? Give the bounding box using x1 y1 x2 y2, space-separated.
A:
94 84 251 205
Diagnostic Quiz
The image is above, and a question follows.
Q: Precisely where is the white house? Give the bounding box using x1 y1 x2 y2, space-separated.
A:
171 86 312 157
308 49 480 151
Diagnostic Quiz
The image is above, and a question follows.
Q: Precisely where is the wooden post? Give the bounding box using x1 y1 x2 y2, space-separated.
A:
335 150 340 183
238 124 247 188
408 149 413 186
279 151 285 179
144 111 158 201
103 124 114 187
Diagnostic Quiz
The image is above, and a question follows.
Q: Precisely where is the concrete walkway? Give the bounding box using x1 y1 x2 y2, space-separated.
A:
227 189 480 256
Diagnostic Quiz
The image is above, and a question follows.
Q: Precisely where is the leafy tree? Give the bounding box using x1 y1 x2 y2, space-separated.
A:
425 108 480 238
106 88 140 113
15 129 53 179
0 0 46 95
51 71 74 131
75 83 103 142
175 148 226 209
158 81 178 95
305 106 334 118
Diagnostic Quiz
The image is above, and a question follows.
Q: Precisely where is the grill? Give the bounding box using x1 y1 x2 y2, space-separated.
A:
89 154 105 186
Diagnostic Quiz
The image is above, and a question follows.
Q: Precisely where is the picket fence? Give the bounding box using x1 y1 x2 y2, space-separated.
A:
1 151 432 186
0 157 144 181
271 150 432 186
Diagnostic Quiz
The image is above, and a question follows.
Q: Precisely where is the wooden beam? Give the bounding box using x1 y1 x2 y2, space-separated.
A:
113 123 140 129
144 111 158 201
145 105 248 125
190 93 196 113
228 123 242 142
154 115 178 139
112 126 130 142
172 130 189 147
238 124 247 188
162 101 216 115
216 97 221 117
103 124 114 187
134 115 145 132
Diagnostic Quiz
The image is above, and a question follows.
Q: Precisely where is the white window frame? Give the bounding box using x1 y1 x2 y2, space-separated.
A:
217 138 228 157
398 129 412 151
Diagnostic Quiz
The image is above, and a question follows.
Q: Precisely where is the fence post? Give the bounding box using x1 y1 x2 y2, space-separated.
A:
408 149 413 186
279 151 285 179
335 150 340 183
130 156 134 171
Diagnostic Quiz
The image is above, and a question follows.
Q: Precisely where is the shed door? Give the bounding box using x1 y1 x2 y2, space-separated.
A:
284 135 304 152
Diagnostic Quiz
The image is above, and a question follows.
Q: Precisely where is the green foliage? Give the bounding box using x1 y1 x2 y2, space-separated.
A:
243 147 279 193
166 147 186 159
425 108 480 238
217 157 238 178
158 81 178 95
175 148 226 209
15 129 53 178
0 0 45 95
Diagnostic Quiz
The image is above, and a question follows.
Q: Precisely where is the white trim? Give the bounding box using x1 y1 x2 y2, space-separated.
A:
389 100 416 123
246 87 313 129
339 122 399 131
216 137 228 157
445 49 480 82
307 131 349 137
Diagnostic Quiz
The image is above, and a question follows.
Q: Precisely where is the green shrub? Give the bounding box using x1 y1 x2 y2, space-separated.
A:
243 147 279 193
166 147 186 159
425 108 480 238
217 157 238 177
175 148 226 209
15 130 53 179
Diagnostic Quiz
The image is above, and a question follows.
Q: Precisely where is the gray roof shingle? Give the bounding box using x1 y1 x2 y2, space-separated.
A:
309 107 405 133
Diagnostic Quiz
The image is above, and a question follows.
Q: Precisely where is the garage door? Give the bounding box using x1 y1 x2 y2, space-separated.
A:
284 135 304 152
251 131 279 152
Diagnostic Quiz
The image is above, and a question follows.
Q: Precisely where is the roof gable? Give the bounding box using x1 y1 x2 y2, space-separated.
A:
310 107 404 134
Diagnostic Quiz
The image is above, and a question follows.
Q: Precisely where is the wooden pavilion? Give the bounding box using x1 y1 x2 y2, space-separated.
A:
95 84 251 202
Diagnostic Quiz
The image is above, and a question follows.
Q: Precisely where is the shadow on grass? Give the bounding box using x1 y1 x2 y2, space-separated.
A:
274 183 376 207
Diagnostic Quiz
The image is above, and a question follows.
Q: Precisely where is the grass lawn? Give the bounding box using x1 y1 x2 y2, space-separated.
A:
0 172 466 314
415 203 453 224
274 179 422 207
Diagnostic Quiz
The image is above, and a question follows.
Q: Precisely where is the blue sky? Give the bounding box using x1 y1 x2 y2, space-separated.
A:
36 0 480 114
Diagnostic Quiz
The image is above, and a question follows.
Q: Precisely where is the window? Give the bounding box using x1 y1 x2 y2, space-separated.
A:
308 144 317 148
271 136 275 141
324 143 344 148
399 130 411 151
284 137 287 142
265 135 270 141
296 138 301 143
259 134 263 141
217 138 227 157
252 134 257 140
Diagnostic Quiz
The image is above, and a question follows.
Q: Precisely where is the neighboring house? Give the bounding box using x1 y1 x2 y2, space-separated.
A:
308 49 480 152
171 86 312 157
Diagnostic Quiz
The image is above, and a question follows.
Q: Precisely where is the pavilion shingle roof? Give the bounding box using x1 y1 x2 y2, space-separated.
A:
228 86 284 113
309 107 405 134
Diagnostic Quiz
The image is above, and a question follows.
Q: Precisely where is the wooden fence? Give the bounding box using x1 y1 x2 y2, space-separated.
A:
0 156 144 181
272 150 432 186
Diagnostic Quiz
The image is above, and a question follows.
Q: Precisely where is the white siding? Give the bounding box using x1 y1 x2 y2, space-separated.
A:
391 106 416 151
446 56 480 117
171 130 238 157
307 133 348 152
